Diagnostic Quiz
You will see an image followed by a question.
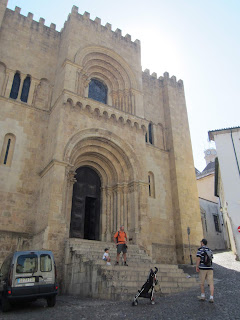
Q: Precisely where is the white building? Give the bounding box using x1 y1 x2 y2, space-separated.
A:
196 149 227 250
209 126 240 260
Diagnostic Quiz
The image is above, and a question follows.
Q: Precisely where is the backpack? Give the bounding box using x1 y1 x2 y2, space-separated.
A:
203 249 213 267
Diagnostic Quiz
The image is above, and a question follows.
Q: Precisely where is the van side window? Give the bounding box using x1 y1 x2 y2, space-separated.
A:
0 255 13 279
40 254 52 272
16 254 38 273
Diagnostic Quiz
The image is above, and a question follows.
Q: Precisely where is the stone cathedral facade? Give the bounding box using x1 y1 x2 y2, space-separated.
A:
0 1 202 278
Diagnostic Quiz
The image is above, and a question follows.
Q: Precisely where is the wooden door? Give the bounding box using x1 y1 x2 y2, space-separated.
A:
70 167 101 240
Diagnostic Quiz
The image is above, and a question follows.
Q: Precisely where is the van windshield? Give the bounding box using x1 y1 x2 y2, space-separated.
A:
16 254 38 273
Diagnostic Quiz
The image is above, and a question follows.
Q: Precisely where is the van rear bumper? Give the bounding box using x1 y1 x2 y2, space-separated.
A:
7 291 57 301
6 284 58 300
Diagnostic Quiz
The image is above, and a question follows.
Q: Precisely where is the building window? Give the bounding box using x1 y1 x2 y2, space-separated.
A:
0 133 16 167
148 172 155 198
145 123 154 145
88 79 107 104
201 210 207 233
148 123 153 144
4 139 11 164
213 214 220 232
20 75 31 103
10 72 21 100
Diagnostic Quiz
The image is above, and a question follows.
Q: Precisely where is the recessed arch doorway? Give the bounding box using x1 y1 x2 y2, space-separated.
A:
70 166 101 240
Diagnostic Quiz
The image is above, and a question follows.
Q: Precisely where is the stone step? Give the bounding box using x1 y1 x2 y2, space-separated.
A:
91 261 185 272
98 271 184 280
72 248 147 256
79 252 152 259
75 253 182 270
69 240 139 250
69 240 147 253
102 273 193 282
65 239 198 300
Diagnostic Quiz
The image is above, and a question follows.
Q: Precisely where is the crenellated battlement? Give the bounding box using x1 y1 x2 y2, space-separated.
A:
63 6 141 49
142 69 184 88
4 5 140 49
5 6 59 38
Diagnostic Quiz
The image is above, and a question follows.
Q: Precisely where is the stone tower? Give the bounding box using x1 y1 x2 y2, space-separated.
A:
0 2 202 274
204 148 217 165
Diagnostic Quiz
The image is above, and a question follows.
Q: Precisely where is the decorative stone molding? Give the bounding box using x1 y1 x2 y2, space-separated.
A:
62 90 149 134
39 159 71 178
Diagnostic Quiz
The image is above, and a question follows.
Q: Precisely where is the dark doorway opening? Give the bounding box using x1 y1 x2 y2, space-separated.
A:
70 167 101 240
84 197 97 240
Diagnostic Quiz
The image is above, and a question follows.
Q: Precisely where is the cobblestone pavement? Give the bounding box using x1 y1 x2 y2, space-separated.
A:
1 251 240 320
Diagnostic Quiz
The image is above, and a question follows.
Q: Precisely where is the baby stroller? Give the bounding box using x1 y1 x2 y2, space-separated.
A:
132 267 158 306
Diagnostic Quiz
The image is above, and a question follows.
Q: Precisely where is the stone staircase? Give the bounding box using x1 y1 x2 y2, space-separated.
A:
63 239 198 300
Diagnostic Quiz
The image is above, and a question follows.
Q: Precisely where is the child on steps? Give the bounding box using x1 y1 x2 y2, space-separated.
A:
102 248 111 265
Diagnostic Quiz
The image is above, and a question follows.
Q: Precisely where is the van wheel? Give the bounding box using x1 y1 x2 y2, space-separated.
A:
47 296 56 307
1 296 11 312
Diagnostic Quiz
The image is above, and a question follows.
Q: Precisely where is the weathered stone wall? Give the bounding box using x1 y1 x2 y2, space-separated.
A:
0 2 202 275
0 230 31 266
0 8 59 82
0 98 48 235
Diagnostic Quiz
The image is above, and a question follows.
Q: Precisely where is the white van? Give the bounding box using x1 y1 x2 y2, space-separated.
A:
0 250 58 312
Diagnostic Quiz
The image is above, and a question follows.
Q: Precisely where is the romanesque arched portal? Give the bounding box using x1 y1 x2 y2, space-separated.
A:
64 129 145 243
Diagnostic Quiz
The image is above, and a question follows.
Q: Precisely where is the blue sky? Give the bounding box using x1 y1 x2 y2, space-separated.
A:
6 0 240 171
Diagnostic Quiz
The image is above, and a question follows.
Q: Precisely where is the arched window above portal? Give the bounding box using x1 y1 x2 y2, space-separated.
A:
88 78 107 104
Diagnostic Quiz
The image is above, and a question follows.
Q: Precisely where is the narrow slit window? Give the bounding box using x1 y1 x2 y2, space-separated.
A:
3 139 11 164
213 214 220 232
10 72 21 100
0 133 16 167
148 175 151 196
20 76 31 103
148 123 153 145
148 172 155 198
145 132 148 143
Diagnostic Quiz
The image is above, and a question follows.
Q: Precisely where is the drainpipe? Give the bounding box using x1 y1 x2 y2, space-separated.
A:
230 130 240 176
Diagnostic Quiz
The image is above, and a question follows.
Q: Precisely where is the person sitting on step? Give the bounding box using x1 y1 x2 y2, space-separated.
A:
102 248 111 265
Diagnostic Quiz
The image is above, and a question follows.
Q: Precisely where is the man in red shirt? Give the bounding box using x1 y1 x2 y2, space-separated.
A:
113 225 128 266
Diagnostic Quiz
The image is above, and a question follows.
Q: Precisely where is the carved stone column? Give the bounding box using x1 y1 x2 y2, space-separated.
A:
130 90 136 115
65 169 76 232
133 182 140 243
119 91 123 111
110 189 114 234
123 184 128 229
4 69 14 98
101 187 107 241
28 78 39 106
1 68 8 97
117 187 121 230
17 73 25 101
112 189 116 233
106 187 112 241
120 186 124 227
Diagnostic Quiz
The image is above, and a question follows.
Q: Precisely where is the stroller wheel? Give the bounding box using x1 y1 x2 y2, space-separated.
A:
132 300 138 306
